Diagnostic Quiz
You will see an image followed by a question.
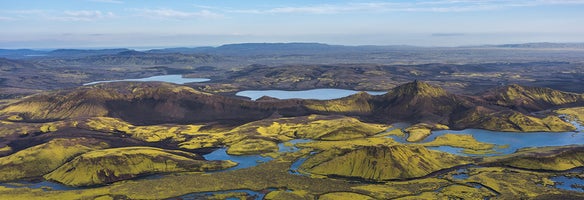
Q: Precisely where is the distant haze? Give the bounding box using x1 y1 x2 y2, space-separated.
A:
1 0 584 48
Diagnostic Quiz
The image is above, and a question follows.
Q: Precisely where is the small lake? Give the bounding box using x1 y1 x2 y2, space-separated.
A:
203 139 312 171
390 120 584 156
83 75 209 85
236 89 386 100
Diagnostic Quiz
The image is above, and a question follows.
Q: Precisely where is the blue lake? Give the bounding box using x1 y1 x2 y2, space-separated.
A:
83 75 210 85
203 139 312 171
236 89 386 100
390 120 584 156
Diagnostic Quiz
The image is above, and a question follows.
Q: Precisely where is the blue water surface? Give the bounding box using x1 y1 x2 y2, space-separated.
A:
236 89 386 100
84 74 209 85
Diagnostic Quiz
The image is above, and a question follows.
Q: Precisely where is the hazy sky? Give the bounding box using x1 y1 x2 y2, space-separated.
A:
1 0 584 48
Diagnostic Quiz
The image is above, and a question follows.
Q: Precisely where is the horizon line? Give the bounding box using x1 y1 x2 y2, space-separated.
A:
2 41 584 51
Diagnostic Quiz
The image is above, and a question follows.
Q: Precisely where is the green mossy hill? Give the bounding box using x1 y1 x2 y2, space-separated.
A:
230 115 389 141
305 92 375 113
371 81 472 124
402 123 449 142
423 134 495 150
0 82 309 124
319 192 375 200
0 138 108 182
389 80 448 98
0 121 65 137
456 109 575 132
300 145 470 181
265 190 313 200
0 82 208 121
482 84 584 112
556 107 584 124
464 167 569 199
227 138 278 155
485 145 584 171
44 147 236 186
82 117 213 143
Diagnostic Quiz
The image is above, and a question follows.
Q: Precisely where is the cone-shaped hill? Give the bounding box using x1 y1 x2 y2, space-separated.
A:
299 145 471 181
370 80 474 124
305 81 474 124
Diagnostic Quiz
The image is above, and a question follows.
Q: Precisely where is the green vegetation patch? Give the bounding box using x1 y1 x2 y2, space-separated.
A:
44 147 236 186
0 138 108 182
487 146 584 171
319 192 375 200
300 145 471 181
557 107 584 125
423 134 495 150
265 190 312 200
227 138 278 155
231 114 389 141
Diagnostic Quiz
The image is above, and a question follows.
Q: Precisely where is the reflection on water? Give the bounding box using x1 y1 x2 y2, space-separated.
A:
236 89 386 100
83 74 210 85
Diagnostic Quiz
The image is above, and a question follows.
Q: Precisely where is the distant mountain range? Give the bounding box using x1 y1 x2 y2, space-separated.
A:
473 42 584 49
2 42 583 59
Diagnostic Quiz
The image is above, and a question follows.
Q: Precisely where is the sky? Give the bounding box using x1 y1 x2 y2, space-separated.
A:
1 0 584 49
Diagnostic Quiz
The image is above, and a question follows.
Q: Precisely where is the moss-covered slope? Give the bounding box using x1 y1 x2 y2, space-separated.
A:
305 92 375 113
456 109 576 132
228 115 389 141
300 145 470 181
370 81 473 124
227 138 278 155
0 138 108 182
0 82 307 125
485 145 584 171
44 147 236 186
482 84 584 112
